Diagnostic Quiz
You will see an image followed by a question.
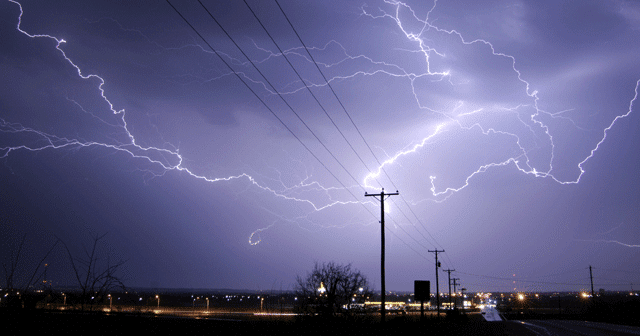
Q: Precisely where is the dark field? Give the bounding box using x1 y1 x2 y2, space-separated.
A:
2 310 533 336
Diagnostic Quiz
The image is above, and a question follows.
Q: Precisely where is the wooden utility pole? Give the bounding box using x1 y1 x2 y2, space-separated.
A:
428 249 444 317
452 278 460 309
365 188 398 324
589 266 595 298
443 269 455 310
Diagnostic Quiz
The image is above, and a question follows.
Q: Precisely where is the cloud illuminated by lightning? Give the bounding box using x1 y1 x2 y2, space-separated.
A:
2 0 368 245
2 0 639 249
352 0 640 200
247 0 610 201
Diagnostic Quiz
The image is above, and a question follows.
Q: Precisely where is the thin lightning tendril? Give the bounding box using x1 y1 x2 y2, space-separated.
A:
577 240 640 248
246 1 639 201
2 0 362 245
2 0 639 248
354 0 640 199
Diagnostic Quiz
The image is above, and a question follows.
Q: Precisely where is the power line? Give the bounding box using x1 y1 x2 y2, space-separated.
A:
165 0 373 218
236 0 442 262
195 0 368 196
189 1 434 260
273 0 451 262
456 271 594 286
592 267 640 275
242 0 382 190
171 0 443 266
273 0 392 185
165 4 433 269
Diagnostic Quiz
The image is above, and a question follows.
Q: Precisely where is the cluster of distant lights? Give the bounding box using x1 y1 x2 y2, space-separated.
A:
3 288 639 316
508 292 640 300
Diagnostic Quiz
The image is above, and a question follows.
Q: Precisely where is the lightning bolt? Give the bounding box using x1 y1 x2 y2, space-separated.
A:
577 240 640 248
1 0 367 245
2 0 638 249
351 0 640 201
241 0 639 208
242 1 577 201
575 223 640 249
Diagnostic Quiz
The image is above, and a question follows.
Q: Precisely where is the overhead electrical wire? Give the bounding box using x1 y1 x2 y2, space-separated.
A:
169 0 445 264
272 0 451 264
170 0 432 262
165 0 376 220
241 0 383 190
238 0 435 260
163 1 445 263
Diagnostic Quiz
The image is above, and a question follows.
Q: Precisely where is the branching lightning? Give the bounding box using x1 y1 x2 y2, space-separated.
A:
2 0 639 252
245 0 640 202
352 0 640 199
2 0 365 245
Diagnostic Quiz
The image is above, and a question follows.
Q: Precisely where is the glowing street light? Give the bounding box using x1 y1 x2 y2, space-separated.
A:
318 282 326 295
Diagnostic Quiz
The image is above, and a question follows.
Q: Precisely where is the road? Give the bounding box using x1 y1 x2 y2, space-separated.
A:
512 320 640 336
480 305 640 335
480 305 503 321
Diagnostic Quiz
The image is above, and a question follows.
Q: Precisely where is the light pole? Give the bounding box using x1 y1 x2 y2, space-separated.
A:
318 282 326 295
461 288 466 312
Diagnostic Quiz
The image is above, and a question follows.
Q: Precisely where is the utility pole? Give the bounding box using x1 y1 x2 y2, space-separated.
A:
365 188 398 324
443 269 455 311
452 278 460 309
428 249 444 317
589 266 595 298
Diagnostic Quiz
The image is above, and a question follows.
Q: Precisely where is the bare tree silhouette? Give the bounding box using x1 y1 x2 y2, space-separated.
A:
296 261 370 316
59 233 125 311
2 234 58 309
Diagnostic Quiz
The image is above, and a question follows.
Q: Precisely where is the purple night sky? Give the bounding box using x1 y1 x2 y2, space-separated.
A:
1 0 639 293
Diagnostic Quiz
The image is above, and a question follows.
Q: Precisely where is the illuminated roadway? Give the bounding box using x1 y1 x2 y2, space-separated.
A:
480 305 503 322
480 305 640 335
512 320 640 336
